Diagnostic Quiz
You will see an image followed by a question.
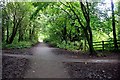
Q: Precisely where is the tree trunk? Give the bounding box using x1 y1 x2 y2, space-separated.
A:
18 25 24 42
29 28 32 40
7 13 23 44
80 2 95 55
7 23 18 44
118 1 120 40
84 28 95 55
2 26 5 42
63 24 67 43
6 20 9 43
67 2 95 55
111 0 118 50
87 21 95 55
2 17 5 42
69 29 72 41
29 22 33 40
83 39 87 51
29 26 35 40
32 26 35 39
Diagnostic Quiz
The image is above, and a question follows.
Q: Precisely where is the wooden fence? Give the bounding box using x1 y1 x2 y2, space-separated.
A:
93 40 120 51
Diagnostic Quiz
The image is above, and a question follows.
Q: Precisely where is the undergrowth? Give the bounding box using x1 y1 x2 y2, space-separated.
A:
2 40 38 49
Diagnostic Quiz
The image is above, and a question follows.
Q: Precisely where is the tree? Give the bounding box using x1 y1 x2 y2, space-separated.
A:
6 3 25 44
118 1 120 40
80 2 95 55
111 0 118 50
61 1 96 55
2 2 38 44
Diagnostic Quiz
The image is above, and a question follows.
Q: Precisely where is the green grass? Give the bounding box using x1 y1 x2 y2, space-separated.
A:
2 40 38 49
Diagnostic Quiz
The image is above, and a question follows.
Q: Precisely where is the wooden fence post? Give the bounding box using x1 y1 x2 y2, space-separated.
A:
102 41 104 51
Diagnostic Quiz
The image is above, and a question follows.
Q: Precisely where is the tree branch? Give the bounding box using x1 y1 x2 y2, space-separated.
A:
67 2 85 29
56 4 71 17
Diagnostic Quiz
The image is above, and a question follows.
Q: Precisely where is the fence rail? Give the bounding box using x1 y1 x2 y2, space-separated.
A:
93 40 120 51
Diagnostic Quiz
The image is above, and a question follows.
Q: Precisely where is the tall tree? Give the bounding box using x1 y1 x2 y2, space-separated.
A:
80 2 95 55
118 1 120 40
111 0 118 50
64 1 96 55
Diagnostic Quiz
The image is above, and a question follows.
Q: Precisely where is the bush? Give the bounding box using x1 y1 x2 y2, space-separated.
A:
57 41 80 50
2 40 38 49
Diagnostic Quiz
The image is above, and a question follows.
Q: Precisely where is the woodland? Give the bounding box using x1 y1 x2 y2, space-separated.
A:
2 0 120 55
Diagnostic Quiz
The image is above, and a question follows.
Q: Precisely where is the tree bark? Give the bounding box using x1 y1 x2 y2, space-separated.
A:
80 2 95 55
111 0 118 50
7 17 17 44
2 16 5 42
2 25 5 42
118 1 120 40
29 28 32 40
2 8 9 43
7 12 24 44
18 24 24 42
6 19 9 43
29 25 35 40
63 22 67 43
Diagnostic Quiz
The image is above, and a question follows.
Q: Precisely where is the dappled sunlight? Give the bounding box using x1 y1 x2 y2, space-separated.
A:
38 34 45 42
38 39 43 42
38 37 43 42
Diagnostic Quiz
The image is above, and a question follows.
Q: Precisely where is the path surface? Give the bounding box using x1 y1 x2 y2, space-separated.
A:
0 50 2 79
23 43 120 78
24 43 69 78
2 43 120 79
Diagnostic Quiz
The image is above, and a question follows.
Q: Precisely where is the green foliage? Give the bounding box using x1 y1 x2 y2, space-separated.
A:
2 1 119 52
2 2 40 48
30 2 50 20
57 41 80 50
2 40 37 49
41 1 119 52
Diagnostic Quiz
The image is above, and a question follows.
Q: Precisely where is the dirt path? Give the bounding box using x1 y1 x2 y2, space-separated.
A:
0 50 2 79
24 43 69 78
2 43 120 79
23 43 120 78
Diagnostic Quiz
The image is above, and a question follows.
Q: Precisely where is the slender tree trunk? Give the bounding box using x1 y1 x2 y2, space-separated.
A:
6 20 9 43
83 39 87 51
2 18 5 42
2 8 9 43
18 25 24 42
66 2 95 55
84 28 95 54
29 22 33 40
63 24 67 43
111 0 118 50
8 13 23 44
2 26 5 42
118 1 120 40
87 22 95 54
29 28 32 40
80 2 95 55
29 26 35 40
8 23 17 44
32 26 35 39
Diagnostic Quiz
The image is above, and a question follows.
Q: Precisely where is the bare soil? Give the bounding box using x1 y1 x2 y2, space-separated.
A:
2 43 120 79
64 62 120 79
2 56 29 78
